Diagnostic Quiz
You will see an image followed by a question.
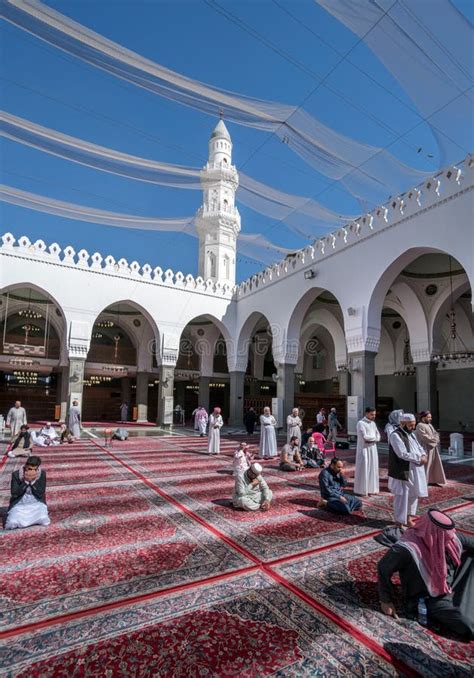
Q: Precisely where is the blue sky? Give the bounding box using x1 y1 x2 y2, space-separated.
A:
1 0 473 280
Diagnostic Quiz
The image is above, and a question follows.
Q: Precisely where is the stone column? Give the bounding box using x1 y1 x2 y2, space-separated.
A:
338 370 351 397
416 361 438 421
157 365 175 429
229 371 245 427
58 365 69 422
67 357 86 417
121 377 131 408
349 351 376 410
136 372 149 422
277 363 295 427
199 376 210 412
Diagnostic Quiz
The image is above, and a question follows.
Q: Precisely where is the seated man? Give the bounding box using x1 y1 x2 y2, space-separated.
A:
318 457 362 514
301 426 314 449
58 424 74 444
33 422 60 447
233 462 273 512
233 442 254 476
280 436 304 472
7 425 32 458
5 455 50 530
305 433 325 467
378 509 473 640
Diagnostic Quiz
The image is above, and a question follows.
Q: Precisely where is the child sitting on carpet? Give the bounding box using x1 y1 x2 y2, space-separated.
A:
5 456 50 530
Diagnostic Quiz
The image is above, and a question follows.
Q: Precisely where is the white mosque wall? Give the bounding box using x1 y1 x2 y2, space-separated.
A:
1 156 473 428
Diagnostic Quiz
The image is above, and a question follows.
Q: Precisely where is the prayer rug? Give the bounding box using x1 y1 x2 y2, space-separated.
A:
160 471 393 560
1 479 250 630
1 571 401 677
275 537 473 677
446 502 474 533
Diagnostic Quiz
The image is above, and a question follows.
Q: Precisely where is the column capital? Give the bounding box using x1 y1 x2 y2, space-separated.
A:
411 349 433 364
345 326 380 354
227 355 248 372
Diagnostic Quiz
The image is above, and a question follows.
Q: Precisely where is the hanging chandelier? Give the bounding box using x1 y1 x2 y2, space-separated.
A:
432 257 474 365
394 332 416 377
18 309 42 319
432 308 474 364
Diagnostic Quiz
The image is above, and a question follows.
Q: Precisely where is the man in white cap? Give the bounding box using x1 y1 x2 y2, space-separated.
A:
388 413 428 528
232 462 273 512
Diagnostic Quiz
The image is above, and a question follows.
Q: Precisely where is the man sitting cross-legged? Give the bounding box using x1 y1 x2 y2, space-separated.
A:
232 462 273 512
5 455 50 530
279 436 304 472
7 424 32 458
318 457 362 514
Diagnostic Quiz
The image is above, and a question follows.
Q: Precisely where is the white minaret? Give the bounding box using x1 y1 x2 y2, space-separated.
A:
196 119 241 284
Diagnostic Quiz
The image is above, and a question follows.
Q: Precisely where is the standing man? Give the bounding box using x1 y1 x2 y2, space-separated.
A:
243 407 257 435
208 406 223 455
316 407 327 435
416 410 446 486
196 406 208 437
119 402 128 423
68 400 82 439
354 406 381 496
388 413 428 529
327 407 342 442
286 408 303 444
259 407 278 459
6 400 27 439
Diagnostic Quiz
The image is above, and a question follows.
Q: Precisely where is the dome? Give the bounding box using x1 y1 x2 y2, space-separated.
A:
210 119 231 141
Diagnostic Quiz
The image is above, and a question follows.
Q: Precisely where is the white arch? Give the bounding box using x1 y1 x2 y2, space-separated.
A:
366 247 470 340
299 307 347 367
90 298 161 352
430 278 471 352
385 281 430 362
233 310 273 371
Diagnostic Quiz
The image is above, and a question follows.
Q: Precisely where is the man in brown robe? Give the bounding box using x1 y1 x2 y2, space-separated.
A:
416 411 446 486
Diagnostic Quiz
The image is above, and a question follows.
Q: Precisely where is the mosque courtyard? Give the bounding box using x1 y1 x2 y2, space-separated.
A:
1 429 473 676
1 0 473 674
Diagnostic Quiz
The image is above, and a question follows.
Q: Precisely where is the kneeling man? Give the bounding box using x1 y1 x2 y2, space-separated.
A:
318 457 362 514
5 456 50 529
233 462 273 512
378 510 473 640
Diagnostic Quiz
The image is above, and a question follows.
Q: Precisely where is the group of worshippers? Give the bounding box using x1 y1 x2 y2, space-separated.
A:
5 400 82 459
355 406 446 529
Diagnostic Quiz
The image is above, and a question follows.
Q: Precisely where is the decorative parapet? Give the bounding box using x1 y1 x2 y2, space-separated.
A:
0 233 235 298
235 156 473 298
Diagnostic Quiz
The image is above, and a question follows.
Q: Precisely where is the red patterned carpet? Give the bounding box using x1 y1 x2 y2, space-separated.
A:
1 435 472 676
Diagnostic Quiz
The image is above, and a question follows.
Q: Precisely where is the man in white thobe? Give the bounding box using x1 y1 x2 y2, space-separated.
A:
68 400 82 439
286 408 302 444
35 423 60 446
6 401 27 439
354 407 381 496
196 407 208 437
388 413 428 528
208 407 223 454
259 407 278 459
233 463 273 511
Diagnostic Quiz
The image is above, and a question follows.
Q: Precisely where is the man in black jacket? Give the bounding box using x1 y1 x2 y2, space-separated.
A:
7 424 32 458
5 456 50 529
378 509 473 639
